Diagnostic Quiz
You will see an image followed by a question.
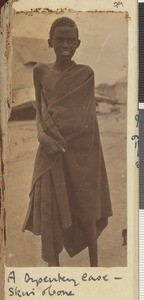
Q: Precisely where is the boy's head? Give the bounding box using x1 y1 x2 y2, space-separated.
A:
48 17 81 61
49 17 79 40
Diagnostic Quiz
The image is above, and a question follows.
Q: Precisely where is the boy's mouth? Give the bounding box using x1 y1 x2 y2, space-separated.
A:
60 50 71 56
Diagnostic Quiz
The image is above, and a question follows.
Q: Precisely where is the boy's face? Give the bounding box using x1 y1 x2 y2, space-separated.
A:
48 26 80 62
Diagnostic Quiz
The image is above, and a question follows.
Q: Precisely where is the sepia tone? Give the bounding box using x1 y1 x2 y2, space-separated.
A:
5 11 127 267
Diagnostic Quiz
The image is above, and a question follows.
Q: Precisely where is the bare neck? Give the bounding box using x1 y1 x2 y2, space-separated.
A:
54 58 74 71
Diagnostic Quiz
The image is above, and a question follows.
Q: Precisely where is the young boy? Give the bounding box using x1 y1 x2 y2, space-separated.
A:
22 17 112 267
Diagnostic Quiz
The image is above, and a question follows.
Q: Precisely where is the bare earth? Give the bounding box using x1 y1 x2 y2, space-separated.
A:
5 104 127 267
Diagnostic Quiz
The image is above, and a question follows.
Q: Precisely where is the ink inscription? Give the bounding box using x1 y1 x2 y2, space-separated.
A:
7 271 123 297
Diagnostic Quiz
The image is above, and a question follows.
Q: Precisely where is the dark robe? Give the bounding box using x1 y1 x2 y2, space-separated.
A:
22 61 112 263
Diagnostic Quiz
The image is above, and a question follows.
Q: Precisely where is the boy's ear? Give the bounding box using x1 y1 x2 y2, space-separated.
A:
48 39 53 48
76 39 81 49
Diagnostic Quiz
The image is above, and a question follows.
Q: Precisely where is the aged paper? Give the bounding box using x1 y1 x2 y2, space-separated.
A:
0 0 138 299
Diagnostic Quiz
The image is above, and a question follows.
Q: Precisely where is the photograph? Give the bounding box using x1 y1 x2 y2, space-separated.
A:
5 10 127 268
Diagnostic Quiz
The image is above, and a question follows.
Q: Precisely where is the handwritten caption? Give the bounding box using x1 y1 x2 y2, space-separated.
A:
131 114 139 168
7 271 123 297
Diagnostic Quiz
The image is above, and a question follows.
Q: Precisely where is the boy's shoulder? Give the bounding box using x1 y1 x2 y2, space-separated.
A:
75 63 94 75
33 62 94 77
33 62 48 73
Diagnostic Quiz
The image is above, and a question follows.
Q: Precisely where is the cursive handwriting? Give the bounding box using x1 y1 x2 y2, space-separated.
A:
42 285 74 296
9 287 35 297
24 272 79 287
82 273 109 282
7 271 123 298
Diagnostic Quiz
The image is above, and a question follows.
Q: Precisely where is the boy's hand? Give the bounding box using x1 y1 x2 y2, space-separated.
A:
48 139 66 154
47 137 66 154
37 132 66 154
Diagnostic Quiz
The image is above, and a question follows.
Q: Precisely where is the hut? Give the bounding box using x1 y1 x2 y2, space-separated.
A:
96 76 127 104
12 36 54 106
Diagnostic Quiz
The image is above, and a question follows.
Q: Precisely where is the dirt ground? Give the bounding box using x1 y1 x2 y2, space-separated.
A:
5 104 127 267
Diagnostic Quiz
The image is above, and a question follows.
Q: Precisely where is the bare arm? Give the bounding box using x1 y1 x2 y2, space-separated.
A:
33 64 65 154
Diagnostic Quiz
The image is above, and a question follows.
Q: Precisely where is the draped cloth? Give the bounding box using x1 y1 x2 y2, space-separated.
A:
22 62 112 263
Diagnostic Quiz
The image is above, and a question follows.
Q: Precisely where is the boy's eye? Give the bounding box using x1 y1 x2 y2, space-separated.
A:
55 38 63 43
68 38 76 43
55 38 76 44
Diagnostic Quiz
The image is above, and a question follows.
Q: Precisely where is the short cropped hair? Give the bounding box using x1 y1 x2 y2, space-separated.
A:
49 17 79 39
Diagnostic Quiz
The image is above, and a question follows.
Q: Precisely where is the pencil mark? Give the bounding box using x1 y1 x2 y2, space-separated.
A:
131 135 139 149
131 115 139 168
113 2 124 9
135 114 139 127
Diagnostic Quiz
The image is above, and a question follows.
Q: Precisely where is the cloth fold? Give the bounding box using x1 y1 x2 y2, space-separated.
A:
22 62 112 263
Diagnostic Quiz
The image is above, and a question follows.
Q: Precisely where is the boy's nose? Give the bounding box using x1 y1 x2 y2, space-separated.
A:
62 40 69 47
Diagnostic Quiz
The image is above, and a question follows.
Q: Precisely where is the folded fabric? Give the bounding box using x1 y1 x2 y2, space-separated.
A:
22 62 113 263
